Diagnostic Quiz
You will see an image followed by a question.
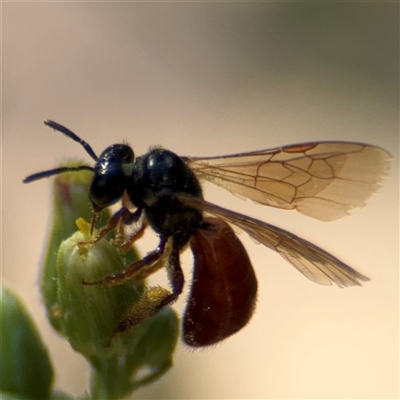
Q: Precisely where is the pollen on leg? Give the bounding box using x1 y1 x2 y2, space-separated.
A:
106 286 172 346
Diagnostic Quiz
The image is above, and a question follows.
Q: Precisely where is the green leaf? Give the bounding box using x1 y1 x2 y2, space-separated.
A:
0 287 54 400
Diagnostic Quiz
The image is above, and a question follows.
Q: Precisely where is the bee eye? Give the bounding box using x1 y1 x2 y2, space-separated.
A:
89 168 127 211
87 144 134 211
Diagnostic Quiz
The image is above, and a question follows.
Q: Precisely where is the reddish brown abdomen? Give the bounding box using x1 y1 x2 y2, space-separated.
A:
184 217 258 347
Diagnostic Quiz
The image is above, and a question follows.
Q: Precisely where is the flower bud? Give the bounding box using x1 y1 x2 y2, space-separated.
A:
41 163 110 331
39 162 179 397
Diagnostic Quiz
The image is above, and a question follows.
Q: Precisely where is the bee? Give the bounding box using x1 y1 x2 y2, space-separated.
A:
24 120 391 347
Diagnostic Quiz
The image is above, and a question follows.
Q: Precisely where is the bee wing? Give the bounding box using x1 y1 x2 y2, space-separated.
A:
186 142 391 221
181 196 369 288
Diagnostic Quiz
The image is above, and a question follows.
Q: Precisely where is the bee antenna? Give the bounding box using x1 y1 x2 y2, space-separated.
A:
44 120 99 161
23 165 94 184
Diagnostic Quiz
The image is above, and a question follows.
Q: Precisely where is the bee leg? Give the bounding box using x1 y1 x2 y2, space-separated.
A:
105 239 184 346
82 236 167 286
155 239 185 311
116 218 149 252
83 207 143 245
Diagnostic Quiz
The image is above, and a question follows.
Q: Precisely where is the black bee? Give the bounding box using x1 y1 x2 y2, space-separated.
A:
24 120 391 347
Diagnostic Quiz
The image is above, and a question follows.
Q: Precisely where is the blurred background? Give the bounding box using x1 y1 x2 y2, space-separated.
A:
3 2 398 399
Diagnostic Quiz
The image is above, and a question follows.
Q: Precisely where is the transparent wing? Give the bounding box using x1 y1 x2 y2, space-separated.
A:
181 196 369 288
186 142 391 221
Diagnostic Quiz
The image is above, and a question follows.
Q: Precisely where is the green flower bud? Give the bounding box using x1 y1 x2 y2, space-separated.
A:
54 218 143 358
39 162 179 398
41 163 111 331
0 287 54 400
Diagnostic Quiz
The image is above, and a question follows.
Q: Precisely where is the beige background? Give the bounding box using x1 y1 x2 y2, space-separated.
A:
3 3 399 399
